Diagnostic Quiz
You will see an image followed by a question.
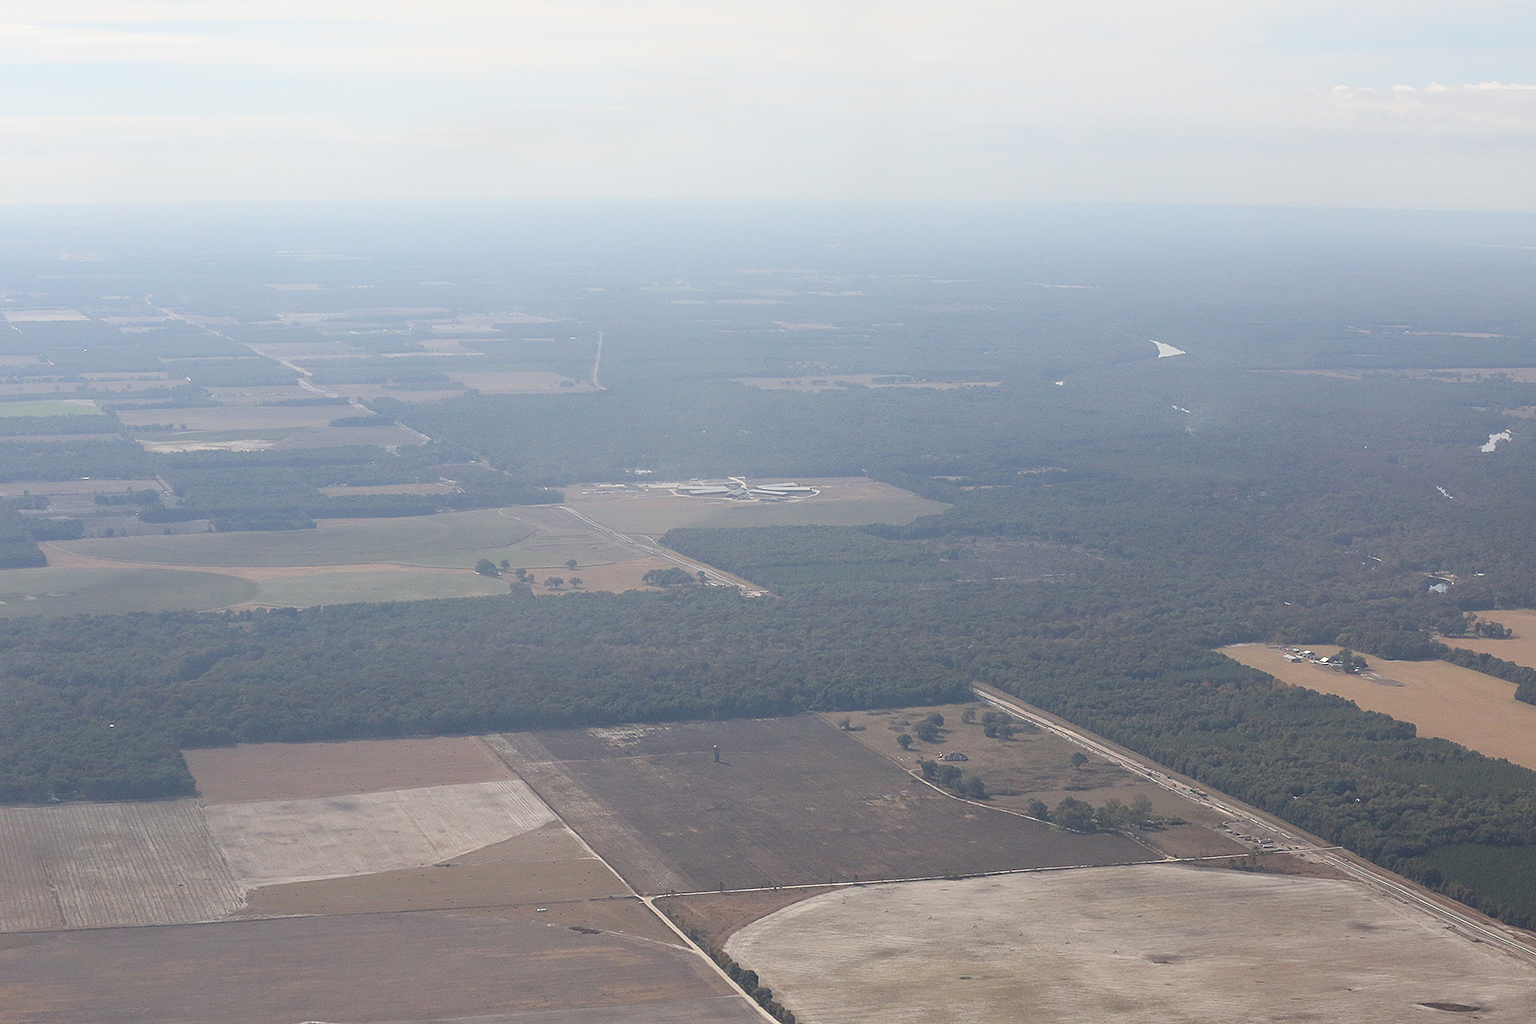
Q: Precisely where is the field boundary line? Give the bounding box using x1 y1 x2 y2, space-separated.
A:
480 735 779 1024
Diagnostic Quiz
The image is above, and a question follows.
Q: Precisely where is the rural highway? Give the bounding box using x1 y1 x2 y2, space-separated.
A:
557 504 761 592
971 683 1536 965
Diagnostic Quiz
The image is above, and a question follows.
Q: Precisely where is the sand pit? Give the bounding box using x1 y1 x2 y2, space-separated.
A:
727 865 1536 1024
1223 643 1536 771
202 779 558 887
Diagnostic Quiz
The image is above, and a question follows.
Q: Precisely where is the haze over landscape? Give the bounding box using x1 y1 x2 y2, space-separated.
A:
3 3 1536 1024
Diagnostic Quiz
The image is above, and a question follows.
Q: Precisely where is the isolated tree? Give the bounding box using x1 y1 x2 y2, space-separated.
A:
914 720 941 743
961 706 977 724
568 577 583 588
958 776 987 799
565 559 579 570
925 712 945 728
1026 798 1050 820
474 558 500 577
500 559 511 570
1053 797 1097 832
1070 751 1089 768
897 733 913 749
544 576 564 589
1130 793 1156 825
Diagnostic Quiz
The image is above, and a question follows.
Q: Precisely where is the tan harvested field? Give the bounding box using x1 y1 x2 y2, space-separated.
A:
734 375 1001 392
186 735 511 802
0 800 242 932
827 704 1240 856
1223 643 1536 772
569 476 948 534
318 481 456 496
727 865 1536 1024
114 404 343 431
1445 608 1536 668
490 716 1152 896
0 478 162 498
203 779 558 887
238 822 631 919
0 910 764 1024
452 369 601 393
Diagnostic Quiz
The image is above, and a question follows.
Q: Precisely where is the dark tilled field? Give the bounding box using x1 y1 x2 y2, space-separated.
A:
0 910 757 1024
504 716 1153 894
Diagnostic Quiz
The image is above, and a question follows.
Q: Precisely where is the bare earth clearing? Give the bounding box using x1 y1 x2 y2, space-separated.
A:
1223 643 1536 772
490 716 1151 895
727 865 1536 1024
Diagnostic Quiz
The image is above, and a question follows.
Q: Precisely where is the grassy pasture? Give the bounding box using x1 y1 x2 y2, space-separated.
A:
570 476 948 534
0 400 102 416
114 404 344 431
0 566 257 617
494 716 1151 895
727 866 1536 1024
1223 643 1536 772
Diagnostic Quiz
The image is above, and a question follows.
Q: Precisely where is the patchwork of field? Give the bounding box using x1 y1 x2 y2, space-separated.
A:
734 375 1001 392
0 399 103 416
0 800 243 932
491 716 1152 895
0 911 761 1024
726 865 1536 1024
1223 643 1536 772
569 476 948 534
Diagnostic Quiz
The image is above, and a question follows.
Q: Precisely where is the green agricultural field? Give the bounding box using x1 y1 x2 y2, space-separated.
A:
59 509 553 568
0 567 256 617
570 478 948 535
244 568 512 609
0 400 104 417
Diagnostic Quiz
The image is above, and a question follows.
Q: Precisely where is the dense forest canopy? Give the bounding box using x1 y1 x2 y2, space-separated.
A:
3 201 1536 924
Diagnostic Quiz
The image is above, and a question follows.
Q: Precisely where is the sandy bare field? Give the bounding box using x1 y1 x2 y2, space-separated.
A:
0 800 242 932
568 476 948 534
238 821 633 919
186 735 511 803
203 779 558 887
0 910 761 1024
1223 643 1536 771
1446 608 1536 668
727 865 1536 1024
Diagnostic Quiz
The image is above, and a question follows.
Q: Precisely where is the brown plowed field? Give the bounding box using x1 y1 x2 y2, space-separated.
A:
492 716 1153 895
0 909 763 1024
0 800 242 933
1223 643 1536 771
186 735 511 803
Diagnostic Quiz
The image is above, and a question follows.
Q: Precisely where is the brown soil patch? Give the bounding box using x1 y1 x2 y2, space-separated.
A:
185 735 510 803
1196 851 1350 879
1443 608 1536 669
0 910 752 1024
493 716 1152 896
38 542 478 582
238 822 628 918
1222 644 1536 772
529 557 688 596
658 887 834 946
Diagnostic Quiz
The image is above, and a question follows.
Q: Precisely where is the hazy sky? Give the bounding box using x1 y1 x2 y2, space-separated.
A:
1 1 1533 209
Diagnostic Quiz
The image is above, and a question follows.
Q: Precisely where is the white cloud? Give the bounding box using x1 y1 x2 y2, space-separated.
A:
1325 81 1536 135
